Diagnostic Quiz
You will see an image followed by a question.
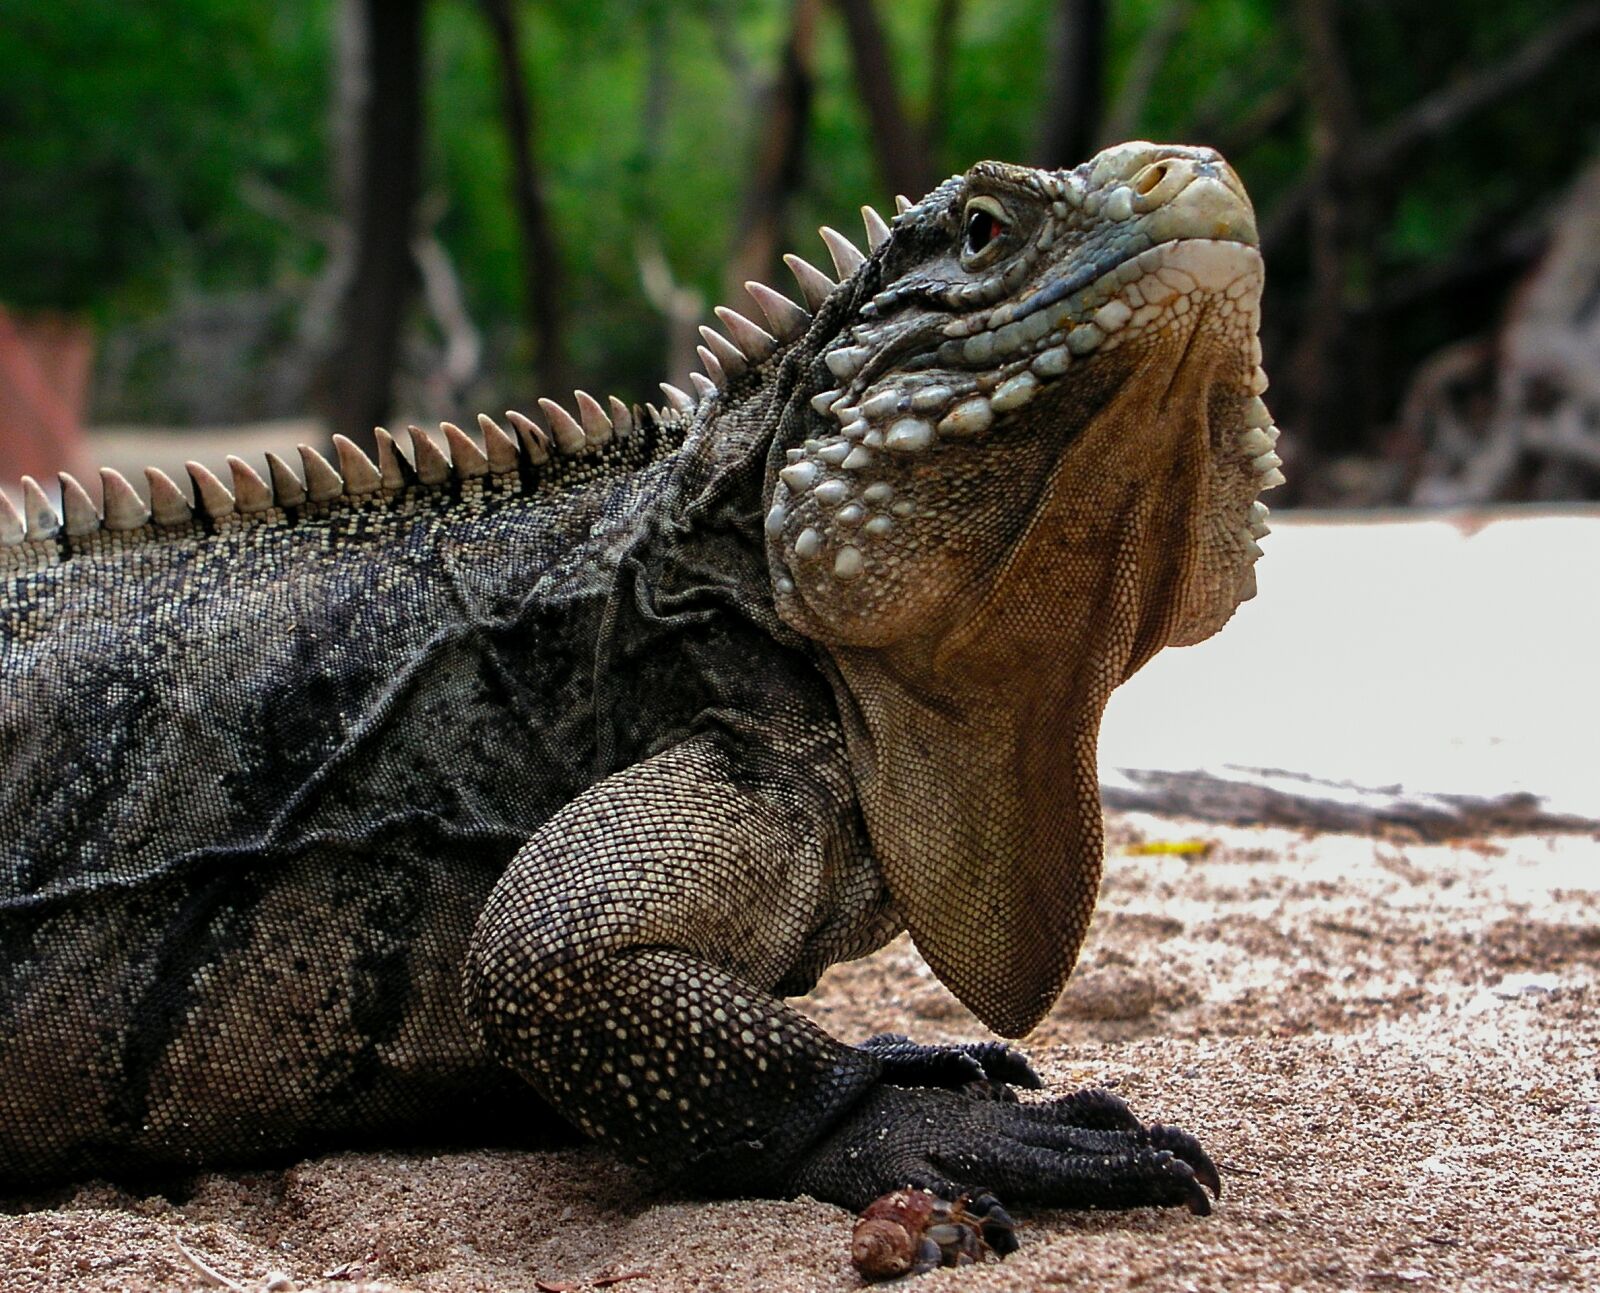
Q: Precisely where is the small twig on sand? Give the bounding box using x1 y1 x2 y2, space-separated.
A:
171 1234 250 1293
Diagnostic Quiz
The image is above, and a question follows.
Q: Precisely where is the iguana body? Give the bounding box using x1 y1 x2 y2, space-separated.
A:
0 143 1279 1226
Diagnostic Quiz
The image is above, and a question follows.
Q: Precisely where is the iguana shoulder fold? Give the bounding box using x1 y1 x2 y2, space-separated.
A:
0 142 1278 1244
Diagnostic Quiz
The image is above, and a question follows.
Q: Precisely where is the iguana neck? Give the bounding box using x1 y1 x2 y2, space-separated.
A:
825 466 1191 1037
826 649 1108 1038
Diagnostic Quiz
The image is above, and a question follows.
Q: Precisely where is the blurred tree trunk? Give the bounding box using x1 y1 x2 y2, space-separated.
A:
1289 0 1372 459
640 7 672 171
481 0 567 399
633 9 703 387
924 0 962 168
0 307 93 483
833 0 932 200
324 0 425 448
330 0 367 222
725 0 820 302
1036 0 1104 168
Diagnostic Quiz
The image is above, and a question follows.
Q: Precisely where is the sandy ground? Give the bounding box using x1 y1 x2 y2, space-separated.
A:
2 818 1594 1292
1 502 1596 1290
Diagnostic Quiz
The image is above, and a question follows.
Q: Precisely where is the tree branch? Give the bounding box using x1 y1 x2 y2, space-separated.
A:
480 0 567 398
636 237 705 392
833 0 932 198
1102 766 1600 842
1264 2 1600 251
725 0 819 301
1353 2 1600 176
413 226 482 395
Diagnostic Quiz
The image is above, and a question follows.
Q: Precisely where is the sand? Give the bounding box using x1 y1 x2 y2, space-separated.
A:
3 810 1595 1293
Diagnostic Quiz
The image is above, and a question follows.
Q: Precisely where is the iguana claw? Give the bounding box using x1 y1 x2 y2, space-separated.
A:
856 1032 1044 1090
1053 1085 1144 1130
1148 1122 1223 1200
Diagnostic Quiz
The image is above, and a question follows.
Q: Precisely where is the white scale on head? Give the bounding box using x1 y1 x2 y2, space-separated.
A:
766 211 1283 593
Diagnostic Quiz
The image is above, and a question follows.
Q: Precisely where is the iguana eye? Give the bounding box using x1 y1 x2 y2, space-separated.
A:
962 197 1008 262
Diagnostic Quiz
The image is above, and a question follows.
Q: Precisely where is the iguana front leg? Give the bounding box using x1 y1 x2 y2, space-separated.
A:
462 732 888 1189
462 732 1217 1216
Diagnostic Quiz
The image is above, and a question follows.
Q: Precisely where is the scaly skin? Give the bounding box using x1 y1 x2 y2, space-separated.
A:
0 143 1277 1240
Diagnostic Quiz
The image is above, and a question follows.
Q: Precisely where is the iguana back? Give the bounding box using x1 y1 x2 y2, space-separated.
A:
0 407 809 1180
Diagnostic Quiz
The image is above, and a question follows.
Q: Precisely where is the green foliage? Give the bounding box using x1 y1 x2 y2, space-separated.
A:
0 1 330 314
2 0 1597 422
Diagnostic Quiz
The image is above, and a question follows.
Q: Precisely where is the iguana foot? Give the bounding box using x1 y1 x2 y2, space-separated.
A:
792 1083 1221 1220
856 1033 1044 1090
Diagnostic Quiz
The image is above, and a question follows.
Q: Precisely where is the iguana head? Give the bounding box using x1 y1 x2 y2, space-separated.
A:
718 142 1278 1036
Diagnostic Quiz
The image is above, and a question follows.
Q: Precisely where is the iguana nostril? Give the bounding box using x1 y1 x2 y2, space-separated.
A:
1132 163 1169 195
1128 159 1199 211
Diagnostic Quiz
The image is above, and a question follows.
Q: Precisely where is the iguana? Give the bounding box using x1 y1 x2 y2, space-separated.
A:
0 142 1279 1247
